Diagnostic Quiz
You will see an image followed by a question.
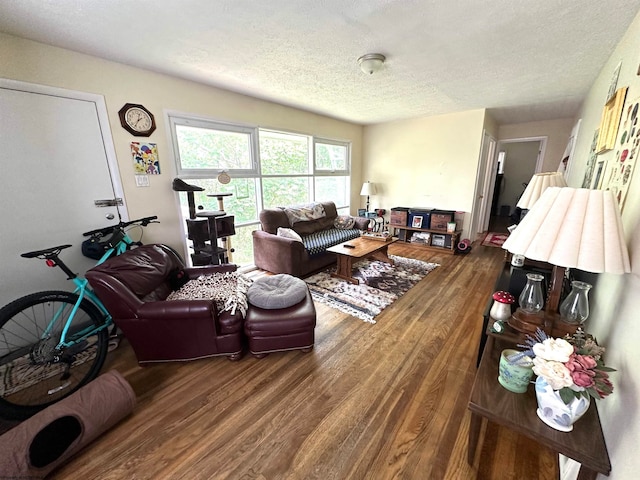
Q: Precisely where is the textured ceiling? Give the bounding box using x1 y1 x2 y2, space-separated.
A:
1 0 640 125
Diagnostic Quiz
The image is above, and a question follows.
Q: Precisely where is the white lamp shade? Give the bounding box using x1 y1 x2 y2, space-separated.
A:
517 172 568 209
360 182 377 196
502 187 630 274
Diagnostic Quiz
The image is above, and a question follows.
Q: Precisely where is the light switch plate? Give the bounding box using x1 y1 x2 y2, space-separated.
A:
135 175 150 187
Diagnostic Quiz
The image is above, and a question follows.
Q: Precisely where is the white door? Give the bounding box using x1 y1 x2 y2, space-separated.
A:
0 79 126 308
470 131 496 239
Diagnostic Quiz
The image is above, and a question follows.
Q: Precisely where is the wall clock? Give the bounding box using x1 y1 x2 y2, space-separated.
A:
118 103 156 137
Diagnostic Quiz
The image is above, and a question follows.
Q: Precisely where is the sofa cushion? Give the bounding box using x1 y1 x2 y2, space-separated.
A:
277 227 303 242
292 215 335 235
247 274 308 309
259 208 290 234
302 228 361 255
88 244 180 299
334 215 356 229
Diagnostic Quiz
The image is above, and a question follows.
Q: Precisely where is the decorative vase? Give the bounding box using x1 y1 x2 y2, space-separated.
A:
518 273 545 313
559 280 592 325
534 376 591 432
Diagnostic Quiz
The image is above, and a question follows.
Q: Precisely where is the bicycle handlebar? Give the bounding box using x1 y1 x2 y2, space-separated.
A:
81 215 158 238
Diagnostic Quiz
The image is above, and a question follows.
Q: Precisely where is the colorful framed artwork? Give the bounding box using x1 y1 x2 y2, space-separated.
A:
605 95 640 211
412 215 423 228
596 87 628 154
131 142 160 175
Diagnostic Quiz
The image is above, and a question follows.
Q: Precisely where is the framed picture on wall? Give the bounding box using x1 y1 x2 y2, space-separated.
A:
412 216 423 228
596 87 628 153
591 160 605 189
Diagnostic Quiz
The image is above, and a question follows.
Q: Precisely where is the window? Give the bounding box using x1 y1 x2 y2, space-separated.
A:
314 138 349 173
170 116 258 175
169 114 351 267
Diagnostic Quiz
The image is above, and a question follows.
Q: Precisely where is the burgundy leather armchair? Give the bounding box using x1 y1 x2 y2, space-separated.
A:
85 244 244 364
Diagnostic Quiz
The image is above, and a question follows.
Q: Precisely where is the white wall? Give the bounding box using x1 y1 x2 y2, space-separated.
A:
362 109 486 238
498 118 575 172
0 33 364 253
562 10 640 480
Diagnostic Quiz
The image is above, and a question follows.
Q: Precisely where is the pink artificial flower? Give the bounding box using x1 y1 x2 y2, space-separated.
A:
565 353 597 388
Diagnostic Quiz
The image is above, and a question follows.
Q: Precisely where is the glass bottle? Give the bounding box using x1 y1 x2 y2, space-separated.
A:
518 273 545 313
559 281 592 324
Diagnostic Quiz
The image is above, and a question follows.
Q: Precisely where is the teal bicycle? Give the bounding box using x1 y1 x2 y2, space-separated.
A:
0 215 159 420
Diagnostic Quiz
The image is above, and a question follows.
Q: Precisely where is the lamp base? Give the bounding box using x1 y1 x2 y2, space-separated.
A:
508 309 578 338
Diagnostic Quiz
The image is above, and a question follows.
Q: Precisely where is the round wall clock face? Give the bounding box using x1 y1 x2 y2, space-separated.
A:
118 103 156 136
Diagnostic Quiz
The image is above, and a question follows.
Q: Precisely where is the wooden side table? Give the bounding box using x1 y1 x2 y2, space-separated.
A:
468 340 611 479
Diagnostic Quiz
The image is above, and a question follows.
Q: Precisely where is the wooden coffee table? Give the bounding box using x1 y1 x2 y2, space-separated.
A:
326 236 398 284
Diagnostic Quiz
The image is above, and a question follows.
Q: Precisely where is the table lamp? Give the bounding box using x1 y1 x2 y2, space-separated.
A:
517 172 568 210
360 181 377 212
502 187 630 336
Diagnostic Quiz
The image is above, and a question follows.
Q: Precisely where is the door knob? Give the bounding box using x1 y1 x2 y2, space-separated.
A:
106 213 115 220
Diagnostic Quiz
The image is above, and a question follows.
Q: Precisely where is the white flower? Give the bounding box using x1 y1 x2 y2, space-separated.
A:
532 357 574 390
532 338 574 363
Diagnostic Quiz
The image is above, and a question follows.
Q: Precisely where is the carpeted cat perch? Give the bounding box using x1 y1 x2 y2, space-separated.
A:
0 370 136 478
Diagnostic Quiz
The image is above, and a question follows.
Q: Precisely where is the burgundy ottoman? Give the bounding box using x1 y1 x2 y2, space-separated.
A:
244 275 316 358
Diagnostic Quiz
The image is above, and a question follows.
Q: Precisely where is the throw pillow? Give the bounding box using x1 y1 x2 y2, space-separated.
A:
277 227 303 242
334 215 356 229
247 274 308 309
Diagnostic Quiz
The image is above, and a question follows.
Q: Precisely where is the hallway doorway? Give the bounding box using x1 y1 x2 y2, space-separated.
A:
489 137 545 227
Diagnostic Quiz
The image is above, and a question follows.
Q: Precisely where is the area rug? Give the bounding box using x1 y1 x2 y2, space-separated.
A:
304 255 439 323
482 232 509 248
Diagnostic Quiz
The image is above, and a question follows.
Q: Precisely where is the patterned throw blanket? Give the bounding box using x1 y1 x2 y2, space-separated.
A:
282 202 326 226
166 272 252 316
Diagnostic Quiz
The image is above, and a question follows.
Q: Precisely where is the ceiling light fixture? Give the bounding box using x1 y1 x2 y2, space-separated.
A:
358 53 386 74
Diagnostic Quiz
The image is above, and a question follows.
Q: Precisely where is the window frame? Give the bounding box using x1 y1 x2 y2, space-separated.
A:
169 114 260 177
313 137 351 176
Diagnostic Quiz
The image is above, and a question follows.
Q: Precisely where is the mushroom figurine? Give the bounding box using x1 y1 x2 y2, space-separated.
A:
490 291 515 322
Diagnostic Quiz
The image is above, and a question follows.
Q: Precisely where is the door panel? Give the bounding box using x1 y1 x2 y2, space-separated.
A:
0 82 126 308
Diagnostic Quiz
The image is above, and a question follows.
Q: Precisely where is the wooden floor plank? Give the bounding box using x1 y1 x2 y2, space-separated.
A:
5 242 558 479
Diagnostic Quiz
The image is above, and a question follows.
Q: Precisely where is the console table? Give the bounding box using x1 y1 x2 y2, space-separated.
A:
468 338 611 479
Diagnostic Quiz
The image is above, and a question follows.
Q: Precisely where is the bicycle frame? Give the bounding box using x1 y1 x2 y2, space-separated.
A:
48 231 137 350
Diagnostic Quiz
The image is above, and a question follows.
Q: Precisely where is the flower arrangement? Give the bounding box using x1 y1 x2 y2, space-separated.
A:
514 328 615 404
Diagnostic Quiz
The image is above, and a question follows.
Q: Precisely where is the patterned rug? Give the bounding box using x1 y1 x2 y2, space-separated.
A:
304 255 439 323
482 232 509 248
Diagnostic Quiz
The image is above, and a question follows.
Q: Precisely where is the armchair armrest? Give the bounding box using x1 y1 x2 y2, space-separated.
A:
137 299 215 319
252 230 307 276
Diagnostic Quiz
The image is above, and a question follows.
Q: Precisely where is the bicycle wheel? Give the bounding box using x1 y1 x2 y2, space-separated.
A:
0 291 108 420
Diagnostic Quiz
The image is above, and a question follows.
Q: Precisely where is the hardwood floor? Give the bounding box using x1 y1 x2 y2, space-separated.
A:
17 243 558 479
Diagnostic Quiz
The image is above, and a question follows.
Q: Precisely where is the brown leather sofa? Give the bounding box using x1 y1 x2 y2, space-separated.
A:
85 244 244 364
252 201 369 277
